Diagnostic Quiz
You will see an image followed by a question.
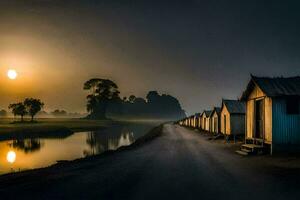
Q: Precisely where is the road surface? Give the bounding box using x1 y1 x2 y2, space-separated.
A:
0 124 299 200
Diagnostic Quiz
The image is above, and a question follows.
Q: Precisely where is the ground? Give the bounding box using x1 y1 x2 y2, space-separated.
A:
0 118 111 138
1 124 300 200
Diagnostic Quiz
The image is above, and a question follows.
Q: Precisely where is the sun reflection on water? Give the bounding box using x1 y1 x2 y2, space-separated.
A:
6 150 16 164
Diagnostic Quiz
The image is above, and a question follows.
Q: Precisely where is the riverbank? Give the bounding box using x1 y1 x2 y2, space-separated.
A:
0 118 111 140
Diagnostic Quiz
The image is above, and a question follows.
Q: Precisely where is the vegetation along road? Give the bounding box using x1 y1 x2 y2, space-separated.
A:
1 124 300 200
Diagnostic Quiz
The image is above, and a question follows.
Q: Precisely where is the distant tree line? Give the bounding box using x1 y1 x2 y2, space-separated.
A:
0 109 7 117
48 109 83 118
2 105 83 119
84 78 186 120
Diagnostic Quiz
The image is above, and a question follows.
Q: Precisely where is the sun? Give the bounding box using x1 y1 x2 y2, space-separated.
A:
7 69 18 80
6 151 16 163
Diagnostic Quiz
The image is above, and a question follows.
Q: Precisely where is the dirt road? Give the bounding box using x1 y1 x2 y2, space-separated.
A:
1 124 299 200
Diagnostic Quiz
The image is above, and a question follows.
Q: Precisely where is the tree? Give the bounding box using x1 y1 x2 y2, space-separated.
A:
146 91 160 103
24 98 44 121
83 78 102 93
84 78 102 115
128 95 136 103
51 109 67 117
0 109 7 117
12 139 42 153
8 103 27 121
84 78 120 119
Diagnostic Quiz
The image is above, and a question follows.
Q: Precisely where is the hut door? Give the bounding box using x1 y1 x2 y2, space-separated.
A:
214 117 218 133
255 99 264 139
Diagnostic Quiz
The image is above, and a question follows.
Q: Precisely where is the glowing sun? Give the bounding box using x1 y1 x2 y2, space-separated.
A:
7 151 16 163
7 69 18 80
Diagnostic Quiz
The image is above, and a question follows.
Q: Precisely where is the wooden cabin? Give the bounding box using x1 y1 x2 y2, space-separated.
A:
241 76 300 153
210 107 221 134
195 113 201 129
188 115 194 127
192 115 197 128
183 118 188 126
198 114 202 129
189 116 193 127
220 99 245 136
190 115 195 128
201 110 212 131
187 117 191 127
191 114 200 128
199 112 205 129
178 114 200 128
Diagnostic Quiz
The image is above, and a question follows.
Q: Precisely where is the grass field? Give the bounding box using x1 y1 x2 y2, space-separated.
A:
0 118 111 138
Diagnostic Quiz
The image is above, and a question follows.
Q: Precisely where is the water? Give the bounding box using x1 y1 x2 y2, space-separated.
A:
0 122 158 175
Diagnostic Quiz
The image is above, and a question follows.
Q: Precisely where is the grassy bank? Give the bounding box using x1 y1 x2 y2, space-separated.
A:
0 118 111 140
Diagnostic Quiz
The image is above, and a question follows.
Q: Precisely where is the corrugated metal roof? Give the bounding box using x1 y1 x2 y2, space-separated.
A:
241 76 300 100
194 113 201 117
214 107 221 114
223 100 245 114
204 110 212 117
210 107 221 117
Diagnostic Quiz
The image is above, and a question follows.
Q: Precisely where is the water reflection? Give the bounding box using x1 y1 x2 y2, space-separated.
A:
84 130 134 156
0 122 157 175
6 151 16 163
9 139 43 154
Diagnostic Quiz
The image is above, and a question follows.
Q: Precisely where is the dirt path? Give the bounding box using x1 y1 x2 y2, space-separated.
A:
1 124 299 200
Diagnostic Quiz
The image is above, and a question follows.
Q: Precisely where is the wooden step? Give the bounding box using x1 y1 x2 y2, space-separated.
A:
241 148 252 153
236 150 249 156
241 144 267 155
242 144 263 151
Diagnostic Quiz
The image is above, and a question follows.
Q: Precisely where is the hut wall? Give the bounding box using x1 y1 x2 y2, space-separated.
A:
246 100 254 138
265 97 273 143
192 117 196 127
202 116 206 130
205 117 210 131
211 112 219 133
272 98 300 145
197 116 201 128
201 114 206 130
230 114 245 135
221 106 231 135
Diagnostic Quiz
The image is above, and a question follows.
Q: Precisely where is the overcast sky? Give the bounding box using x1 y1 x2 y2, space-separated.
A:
0 0 299 114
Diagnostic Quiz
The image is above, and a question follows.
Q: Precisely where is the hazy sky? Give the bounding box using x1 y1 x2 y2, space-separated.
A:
0 0 299 114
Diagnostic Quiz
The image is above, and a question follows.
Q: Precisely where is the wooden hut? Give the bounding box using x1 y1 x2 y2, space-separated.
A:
186 117 190 126
210 107 221 134
190 115 195 128
183 118 188 126
220 99 245 136
198 113 202 129
190 116 194 127
199 112 205 129
241 75 300 153
189 116 193 127
192 115 197 128
201 110 212 131
195 113 201 129
192 114 200 128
